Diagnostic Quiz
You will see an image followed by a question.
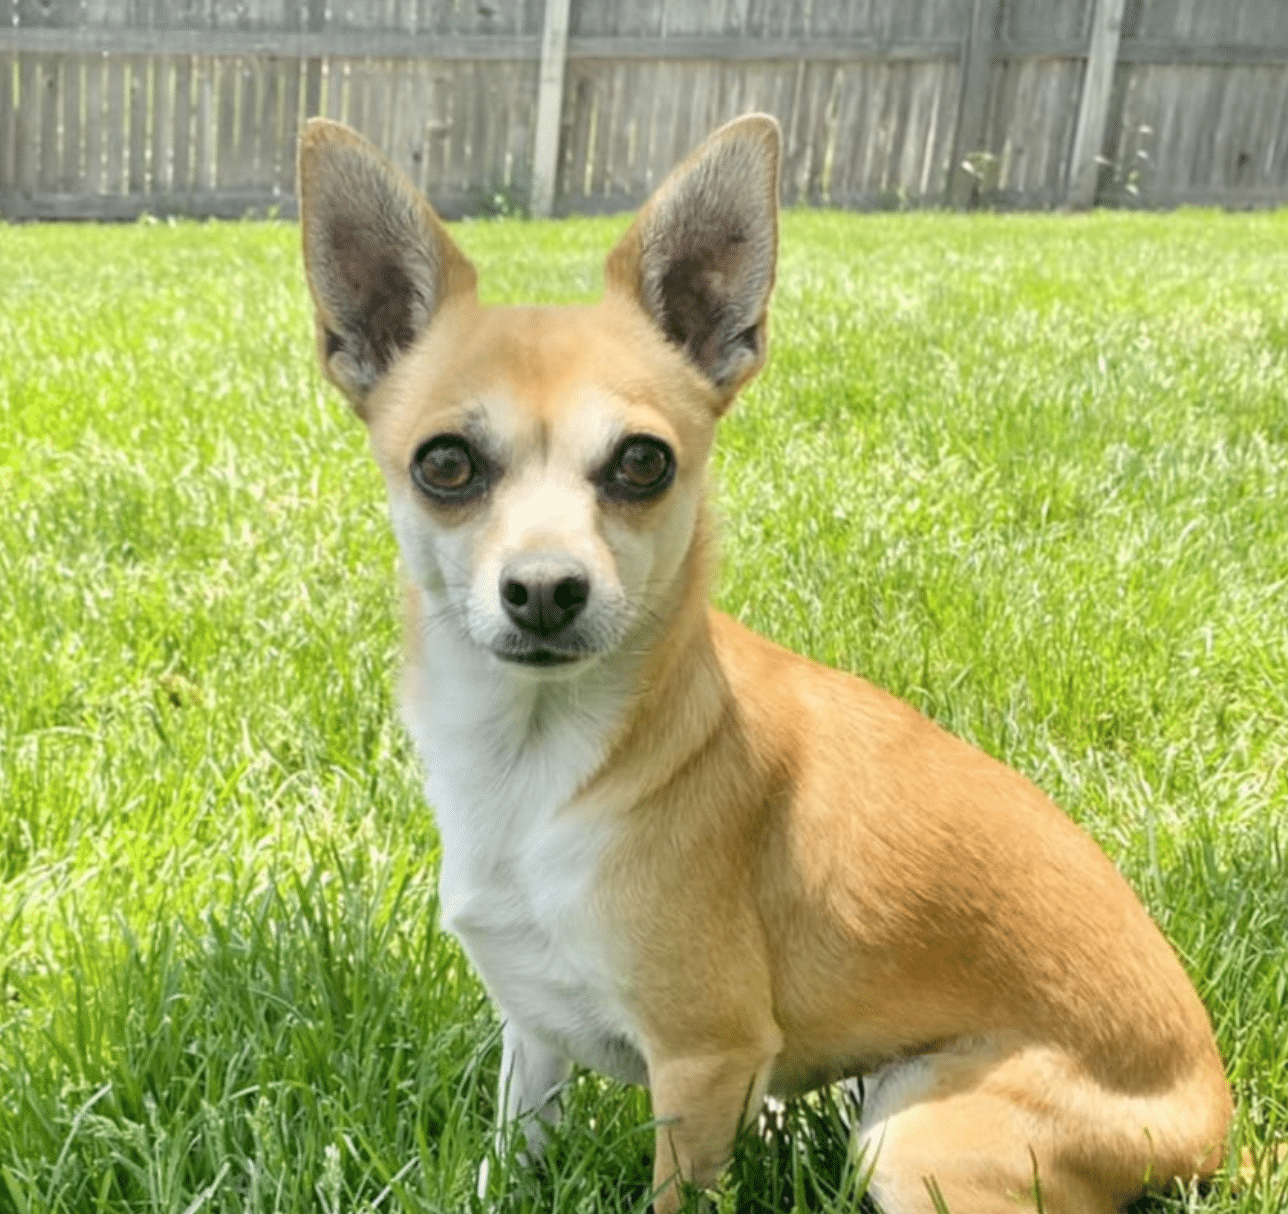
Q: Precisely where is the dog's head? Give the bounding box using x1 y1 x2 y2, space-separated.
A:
298 116 779 673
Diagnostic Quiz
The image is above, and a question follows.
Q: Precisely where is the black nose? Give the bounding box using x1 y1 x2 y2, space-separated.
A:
499 554 590 638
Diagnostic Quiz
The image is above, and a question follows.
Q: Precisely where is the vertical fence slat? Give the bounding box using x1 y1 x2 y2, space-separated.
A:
263 55 285 196
194 56 213 191
216 56 236 187
948 0 999 207
0 52 14 209
127 56 148 194
84 53 102 196
105 53 126 194
1067 0 1127 206
151 56 172 195
38 55 59 195
279 53 301 195
172 54 191 193
16 53 39 198
61 56 81 192
236 58 259 189
531 0 571 216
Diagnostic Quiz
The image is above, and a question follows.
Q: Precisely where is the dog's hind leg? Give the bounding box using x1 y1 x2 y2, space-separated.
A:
856 1047 1117 1214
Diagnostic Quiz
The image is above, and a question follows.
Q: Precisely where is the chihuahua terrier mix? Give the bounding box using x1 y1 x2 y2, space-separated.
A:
297 114 1230 1213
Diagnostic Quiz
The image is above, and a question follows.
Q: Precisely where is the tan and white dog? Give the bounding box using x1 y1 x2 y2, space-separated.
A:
297 114 1232 1213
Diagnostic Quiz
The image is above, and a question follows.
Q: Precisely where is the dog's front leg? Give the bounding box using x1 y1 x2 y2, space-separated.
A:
479 1020 571 1196
497 1019 571 1153
647 1048 776 1214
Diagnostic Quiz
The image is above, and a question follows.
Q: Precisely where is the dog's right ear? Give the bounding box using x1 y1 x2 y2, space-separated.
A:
298 119 477 413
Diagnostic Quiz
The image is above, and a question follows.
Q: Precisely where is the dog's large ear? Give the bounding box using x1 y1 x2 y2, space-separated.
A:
298 119 477 412
604 114 780 409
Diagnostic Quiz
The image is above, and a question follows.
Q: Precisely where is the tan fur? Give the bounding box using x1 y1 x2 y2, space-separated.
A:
297 114 1232 1214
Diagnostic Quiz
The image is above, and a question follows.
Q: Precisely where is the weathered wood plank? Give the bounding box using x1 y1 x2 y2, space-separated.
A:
18 53 44 195
382 57 418 186
193 54 213 190
1 52 16 204
127 55 148 192
3 26 1288 66
531 0 571 215
237 56 261 186
572 57 603 201
364 57 392 154
277 53 301 194
38 55 59 195
948 0 1000 206
172 53 191 191
447 64 470 195
343 57 365 135
83 52 103 195
259 52 283 193
151 55 172 193
0 28 972 61
104 53 126 194
215 56 237 187
1067 0 1127 206
423 64 451 194
61 55 82 192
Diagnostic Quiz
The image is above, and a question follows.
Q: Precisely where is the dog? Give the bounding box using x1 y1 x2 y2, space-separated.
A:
296 113 1232 1213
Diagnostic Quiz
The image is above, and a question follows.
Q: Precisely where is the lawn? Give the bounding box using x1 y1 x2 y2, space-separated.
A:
1 205 1286 1213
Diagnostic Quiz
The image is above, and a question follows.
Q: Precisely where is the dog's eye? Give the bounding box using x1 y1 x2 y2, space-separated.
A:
604 437 675 501
411 436 482 500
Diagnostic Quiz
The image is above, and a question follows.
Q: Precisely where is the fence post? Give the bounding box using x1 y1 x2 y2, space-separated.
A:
1066 0 1126 208
530 0 572 218
948 0 999 209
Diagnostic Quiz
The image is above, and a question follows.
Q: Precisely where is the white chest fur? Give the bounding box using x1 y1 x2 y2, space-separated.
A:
402 623 647 1083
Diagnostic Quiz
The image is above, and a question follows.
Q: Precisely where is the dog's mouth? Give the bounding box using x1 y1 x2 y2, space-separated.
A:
498 647 585 668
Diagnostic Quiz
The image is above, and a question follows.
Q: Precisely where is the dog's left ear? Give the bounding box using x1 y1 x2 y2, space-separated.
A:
605 114 780 410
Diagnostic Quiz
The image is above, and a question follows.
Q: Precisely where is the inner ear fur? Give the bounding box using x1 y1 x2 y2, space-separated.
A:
298 119 477 411
604 114 780 406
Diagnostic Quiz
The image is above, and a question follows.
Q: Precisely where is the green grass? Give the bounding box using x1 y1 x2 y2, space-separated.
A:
1 206 1286 1213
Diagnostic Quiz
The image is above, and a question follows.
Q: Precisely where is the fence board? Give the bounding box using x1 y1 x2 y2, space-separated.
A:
151 55 171 193
949 0 998 206
1067 0 1125 206
38 54 58 194
16 54 38 195
61 56 81 192
127 55 147 192
84 53 103 194
215 55 236 186
172 54 190 191
1 52 15 197
193 55 212 190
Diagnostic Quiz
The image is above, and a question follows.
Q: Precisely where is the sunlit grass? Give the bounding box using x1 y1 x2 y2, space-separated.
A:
1 207 1286 1212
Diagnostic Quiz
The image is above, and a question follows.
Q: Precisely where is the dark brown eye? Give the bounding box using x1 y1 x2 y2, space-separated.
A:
411 436 483 500
603 436 675 501
619 442 667 487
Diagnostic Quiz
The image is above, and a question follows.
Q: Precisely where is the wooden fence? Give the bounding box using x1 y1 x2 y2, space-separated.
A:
1 0 1286 221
